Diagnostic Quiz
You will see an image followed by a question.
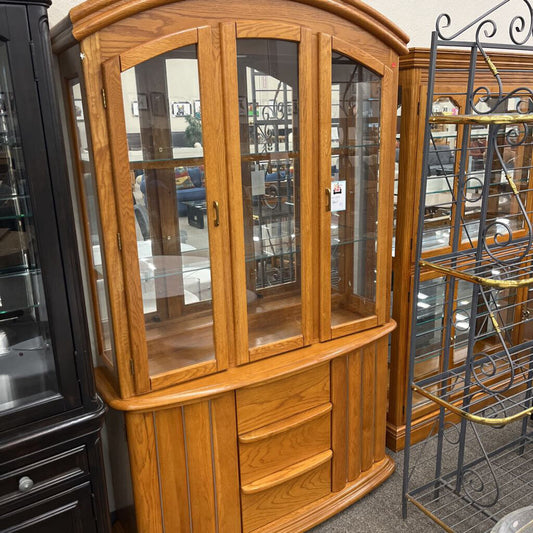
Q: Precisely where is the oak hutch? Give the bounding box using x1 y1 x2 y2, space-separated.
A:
52 1 408 531
388 48 533 451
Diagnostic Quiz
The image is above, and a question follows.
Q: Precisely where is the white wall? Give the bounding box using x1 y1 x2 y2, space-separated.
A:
48 0 529 48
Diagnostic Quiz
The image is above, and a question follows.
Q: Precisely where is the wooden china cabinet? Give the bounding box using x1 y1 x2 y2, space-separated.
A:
388 48 533 451
52 1 407 531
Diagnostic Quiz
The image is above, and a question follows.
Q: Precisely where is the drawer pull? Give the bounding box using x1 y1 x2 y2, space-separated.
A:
18 476 34 493
240 449 332 495
239 403 332 443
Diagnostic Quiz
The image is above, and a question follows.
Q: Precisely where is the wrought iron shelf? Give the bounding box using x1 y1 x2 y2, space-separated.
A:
429 113 533 125
407 430 533 533
412 340 533 426
419 243 533 288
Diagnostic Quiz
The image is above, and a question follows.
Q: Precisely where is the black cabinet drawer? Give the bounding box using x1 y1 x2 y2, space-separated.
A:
0 482 96 533
0 445 89 509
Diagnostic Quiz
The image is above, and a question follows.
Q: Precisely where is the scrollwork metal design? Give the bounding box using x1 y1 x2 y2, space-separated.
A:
470 348 515 395
462 467 499 507
436 0 533 45
480 116 533 264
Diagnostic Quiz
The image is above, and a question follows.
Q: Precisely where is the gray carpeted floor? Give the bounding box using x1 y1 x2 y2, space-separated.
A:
311 420 533 533
310 448 441 533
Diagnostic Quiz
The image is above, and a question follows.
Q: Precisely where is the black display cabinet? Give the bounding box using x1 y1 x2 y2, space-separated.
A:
0 1 110 531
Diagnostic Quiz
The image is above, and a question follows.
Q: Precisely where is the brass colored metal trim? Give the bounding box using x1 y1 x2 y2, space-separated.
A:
485 55 499 77
420 260 533 288
506 174 520 195
489 312 502 334
429 113 533 125
406 496 455 533
411 383 533 426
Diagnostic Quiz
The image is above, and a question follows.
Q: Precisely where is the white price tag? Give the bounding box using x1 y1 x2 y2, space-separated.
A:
331 180 346 212
251 170 265 196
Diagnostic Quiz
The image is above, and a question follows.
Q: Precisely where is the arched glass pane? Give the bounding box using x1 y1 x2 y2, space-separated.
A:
237 39 302 350
330 52 380 326
121 45 215 375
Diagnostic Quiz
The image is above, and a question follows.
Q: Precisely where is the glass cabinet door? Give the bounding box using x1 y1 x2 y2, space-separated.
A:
236 38 304 357
320 36 390 339
102 28 231 389
0 17 79 425
67 80 116 373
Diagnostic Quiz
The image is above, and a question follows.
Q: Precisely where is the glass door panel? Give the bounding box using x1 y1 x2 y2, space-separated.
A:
121 45 215 375
330 52 380 327
424 97 459 252
236 39 302 349
0 41 59 412
412 276 446 409
69 80 116 371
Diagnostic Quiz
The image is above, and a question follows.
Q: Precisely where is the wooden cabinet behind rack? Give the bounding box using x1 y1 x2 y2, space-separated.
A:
388 48 533 451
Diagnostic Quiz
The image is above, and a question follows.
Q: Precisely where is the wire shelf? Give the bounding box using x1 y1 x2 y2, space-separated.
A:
420 242 533 288
407 425 533 533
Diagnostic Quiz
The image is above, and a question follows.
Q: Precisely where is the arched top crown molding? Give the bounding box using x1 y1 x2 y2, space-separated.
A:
54 0 409 55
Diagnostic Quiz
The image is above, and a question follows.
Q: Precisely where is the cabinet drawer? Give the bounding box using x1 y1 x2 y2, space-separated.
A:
236 363 330 434
239 403 331 485
0 445 89 508
241 453 331 532
0 482 96 533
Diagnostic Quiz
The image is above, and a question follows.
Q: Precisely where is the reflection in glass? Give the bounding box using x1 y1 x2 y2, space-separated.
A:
122 45 214 375
237 39 302 349
414 277 445 372
392 93 401 257
330 52 380 326
462 97 531 244
0 41 58 412
423 97 459 252
70 81 115 369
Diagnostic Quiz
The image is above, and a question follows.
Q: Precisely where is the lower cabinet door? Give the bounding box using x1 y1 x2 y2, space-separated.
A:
0 482 96 533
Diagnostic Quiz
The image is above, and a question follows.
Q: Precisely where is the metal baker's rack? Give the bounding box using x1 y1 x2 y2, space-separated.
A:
402 2 533 531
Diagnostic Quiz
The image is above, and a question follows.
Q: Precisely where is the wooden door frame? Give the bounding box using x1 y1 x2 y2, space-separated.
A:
101 26 232 393
318 33 392 342
221 21 314 364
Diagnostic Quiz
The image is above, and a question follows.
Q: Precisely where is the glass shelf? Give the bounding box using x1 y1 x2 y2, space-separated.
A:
0 212 32 221
138 255 211 280
246 248 299 264
0 303 38 316
331 235 377 247
0 193 29 202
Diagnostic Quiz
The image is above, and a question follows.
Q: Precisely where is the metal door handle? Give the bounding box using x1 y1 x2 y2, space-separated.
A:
213 201 220 227
325 188 331 212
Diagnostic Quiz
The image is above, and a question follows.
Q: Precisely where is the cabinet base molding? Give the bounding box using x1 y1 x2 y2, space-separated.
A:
251 455 394 533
